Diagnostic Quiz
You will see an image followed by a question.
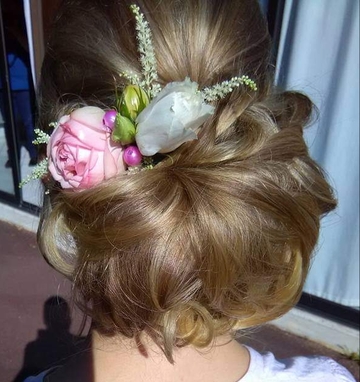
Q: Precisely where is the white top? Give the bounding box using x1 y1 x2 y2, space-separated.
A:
23 346 356 382
240 346 356 382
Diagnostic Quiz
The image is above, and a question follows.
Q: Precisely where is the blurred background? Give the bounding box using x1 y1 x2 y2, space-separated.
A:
0 0 358 381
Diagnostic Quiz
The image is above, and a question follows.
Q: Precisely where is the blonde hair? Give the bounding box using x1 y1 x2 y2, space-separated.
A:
37 0 336 362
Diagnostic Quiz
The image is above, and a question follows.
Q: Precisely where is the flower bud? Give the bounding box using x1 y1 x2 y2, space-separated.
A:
112 114 136 145
119 85 150 121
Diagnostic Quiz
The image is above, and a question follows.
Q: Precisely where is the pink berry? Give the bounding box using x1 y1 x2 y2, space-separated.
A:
103 110 117 131
123 146 143 167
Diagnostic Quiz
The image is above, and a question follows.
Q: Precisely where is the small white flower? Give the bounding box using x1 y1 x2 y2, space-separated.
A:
135 78 214 156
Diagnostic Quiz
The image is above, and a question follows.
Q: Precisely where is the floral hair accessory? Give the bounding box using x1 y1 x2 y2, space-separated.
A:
20 4 257 190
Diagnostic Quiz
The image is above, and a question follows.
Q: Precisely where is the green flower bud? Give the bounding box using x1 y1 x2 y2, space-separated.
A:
112 114 136 145
119 85 150 121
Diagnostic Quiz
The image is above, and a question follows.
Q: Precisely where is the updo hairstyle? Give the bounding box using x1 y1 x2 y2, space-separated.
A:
37 0 336 362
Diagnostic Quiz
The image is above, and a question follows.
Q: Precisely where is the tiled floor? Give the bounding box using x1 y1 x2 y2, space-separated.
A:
0 126 43 206
0 220 358 382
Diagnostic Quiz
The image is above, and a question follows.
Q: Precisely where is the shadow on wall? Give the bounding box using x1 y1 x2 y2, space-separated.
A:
13 296 88 382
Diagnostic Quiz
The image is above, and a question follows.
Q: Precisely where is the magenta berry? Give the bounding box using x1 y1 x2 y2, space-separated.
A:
123 146 143 167
103 110 117 131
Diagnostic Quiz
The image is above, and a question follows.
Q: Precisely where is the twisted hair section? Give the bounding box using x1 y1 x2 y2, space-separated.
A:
37 0 336 362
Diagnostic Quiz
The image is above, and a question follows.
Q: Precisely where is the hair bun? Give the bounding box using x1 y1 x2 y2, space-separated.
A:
37 0 337 364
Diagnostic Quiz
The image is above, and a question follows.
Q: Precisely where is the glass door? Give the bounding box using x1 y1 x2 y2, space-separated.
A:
0 0 42 210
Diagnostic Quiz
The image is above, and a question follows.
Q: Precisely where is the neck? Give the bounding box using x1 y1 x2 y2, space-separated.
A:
91 330 250 382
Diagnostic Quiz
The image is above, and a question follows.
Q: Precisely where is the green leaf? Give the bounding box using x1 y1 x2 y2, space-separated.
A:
112 114 136 145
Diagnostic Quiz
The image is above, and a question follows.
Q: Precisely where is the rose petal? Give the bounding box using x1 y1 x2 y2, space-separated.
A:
71 106 106 131
60 120 107 151
103 144 118 180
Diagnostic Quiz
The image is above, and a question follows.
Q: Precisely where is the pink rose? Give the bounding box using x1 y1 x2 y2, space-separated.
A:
48 106 125 189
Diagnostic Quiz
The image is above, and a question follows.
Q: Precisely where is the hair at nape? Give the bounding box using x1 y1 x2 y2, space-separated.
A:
37 0 336 362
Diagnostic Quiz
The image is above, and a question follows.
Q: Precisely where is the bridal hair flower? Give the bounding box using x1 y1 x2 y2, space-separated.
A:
20 4 257 190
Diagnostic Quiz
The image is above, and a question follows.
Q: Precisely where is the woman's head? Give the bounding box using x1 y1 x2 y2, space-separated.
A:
37 0 336 362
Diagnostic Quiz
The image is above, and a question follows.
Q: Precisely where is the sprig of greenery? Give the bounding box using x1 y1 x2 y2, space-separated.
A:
201 75 258 102
19 159 48 188
32 129 50 145
130 5 161 98
120 71 142 87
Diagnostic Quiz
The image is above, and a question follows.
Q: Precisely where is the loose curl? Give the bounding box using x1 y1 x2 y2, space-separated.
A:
37 0 336 362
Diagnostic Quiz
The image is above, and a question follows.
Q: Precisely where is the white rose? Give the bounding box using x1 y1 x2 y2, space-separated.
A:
135 78 215 156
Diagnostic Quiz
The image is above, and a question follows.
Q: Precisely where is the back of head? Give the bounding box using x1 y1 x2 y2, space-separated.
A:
37 0 336 361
